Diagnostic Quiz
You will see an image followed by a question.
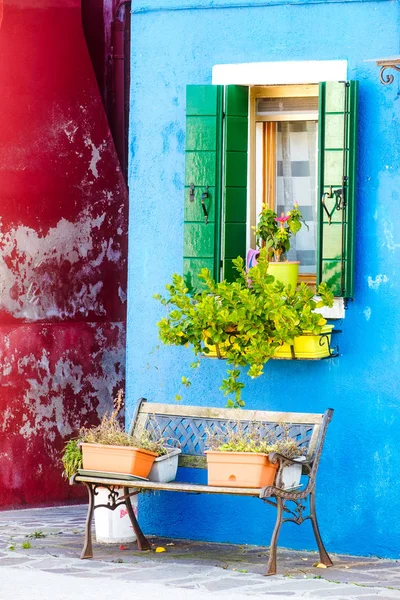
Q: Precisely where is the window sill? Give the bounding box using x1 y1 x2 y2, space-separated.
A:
314 297 345 320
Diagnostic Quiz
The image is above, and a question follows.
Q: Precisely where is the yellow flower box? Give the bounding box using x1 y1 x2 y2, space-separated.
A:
274 325 334 359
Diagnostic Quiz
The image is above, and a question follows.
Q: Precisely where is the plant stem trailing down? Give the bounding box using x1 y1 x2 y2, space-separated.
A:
155 250 334 408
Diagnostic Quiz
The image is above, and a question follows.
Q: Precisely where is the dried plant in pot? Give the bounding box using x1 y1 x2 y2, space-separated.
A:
61 391 169 480
205 422 305 489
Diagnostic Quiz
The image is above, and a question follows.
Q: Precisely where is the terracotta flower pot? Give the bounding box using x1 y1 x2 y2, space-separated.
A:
205 451 278 488
81 443 157 478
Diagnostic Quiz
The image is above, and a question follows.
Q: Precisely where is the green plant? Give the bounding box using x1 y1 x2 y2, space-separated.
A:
155 249 333 407
206 421 304 459
21 541 31 549
62 439 83 479
255 203 306 262
27 531 46 539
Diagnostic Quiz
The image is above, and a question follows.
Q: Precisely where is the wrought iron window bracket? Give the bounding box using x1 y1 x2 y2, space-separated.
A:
376 58 400 86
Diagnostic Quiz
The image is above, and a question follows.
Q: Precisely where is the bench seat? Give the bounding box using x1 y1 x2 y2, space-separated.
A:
74 475 263 496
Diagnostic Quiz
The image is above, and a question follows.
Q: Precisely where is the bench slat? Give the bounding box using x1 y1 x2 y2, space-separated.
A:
74 475 261 496
138 402 324 425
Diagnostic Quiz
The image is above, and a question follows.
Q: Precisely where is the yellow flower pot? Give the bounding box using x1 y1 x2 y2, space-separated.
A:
274 325 334 359
268 261 299 289
202 329 237 358
203 339 228 358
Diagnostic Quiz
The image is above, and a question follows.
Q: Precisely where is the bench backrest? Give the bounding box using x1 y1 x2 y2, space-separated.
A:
130 399 333 469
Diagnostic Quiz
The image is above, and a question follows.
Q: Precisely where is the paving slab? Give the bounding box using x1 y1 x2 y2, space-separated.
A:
0 504 399 599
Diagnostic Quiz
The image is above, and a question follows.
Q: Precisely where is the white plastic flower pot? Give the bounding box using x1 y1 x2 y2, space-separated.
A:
281 456 306 490
148 448 181 483
94 487 138 544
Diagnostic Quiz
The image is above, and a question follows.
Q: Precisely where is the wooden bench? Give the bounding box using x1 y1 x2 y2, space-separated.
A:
73 398 334 575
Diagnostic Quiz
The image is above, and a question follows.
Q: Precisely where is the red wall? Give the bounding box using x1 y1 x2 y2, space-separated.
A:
0 0 128 507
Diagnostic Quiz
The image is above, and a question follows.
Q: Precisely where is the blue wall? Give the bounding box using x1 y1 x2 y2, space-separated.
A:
127 0 400 558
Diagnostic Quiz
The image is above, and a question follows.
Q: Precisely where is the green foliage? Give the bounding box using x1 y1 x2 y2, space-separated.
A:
254 203 306 261
206 421 304 459
21 541 31 549
62 439 83 479
181 376 192 388
27 531 46 539
155 249 333 407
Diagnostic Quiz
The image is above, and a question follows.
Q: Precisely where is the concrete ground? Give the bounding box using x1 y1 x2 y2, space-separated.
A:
0 505 399 599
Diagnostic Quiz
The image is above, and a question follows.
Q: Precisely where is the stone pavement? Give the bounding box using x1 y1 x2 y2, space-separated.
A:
0 504 399 599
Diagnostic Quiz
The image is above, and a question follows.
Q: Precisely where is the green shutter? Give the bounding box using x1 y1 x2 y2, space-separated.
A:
222 86 249 282
317 81 358 298
184 85 223 290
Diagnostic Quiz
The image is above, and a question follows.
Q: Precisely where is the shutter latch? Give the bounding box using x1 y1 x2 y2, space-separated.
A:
189 183 195 202
321 186 345 225
201 187 209 225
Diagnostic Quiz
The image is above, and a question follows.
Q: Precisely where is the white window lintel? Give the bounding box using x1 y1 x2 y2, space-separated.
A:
212 60 348 86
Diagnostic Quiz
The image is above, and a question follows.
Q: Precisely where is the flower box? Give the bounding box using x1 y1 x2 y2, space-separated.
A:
274 325 334 359
81 443 157 478
205 451 278 488
148 448 181 483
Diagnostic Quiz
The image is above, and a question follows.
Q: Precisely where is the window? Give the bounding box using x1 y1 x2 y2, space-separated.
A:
251 86 319 285
184 81 358 298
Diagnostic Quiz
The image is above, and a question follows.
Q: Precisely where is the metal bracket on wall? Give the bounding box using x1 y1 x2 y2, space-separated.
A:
375 57 400 85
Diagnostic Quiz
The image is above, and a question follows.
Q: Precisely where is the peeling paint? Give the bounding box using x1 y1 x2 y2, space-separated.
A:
64 120 79 143
363 306 371 321
0 322 126 504
84 137 107 179
367 274 389 291
0 208 125 320
14 332 125 442
381 220 400 252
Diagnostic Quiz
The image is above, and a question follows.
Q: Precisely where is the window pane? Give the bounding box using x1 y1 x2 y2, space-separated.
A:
276 121 318 274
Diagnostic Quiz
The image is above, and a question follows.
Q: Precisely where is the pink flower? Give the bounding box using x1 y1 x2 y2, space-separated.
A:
274 215 290 224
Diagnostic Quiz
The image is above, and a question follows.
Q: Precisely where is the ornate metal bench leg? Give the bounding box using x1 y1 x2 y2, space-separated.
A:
309 489 333 567
124 487 151 551
265 496 283 576
81 483 95 559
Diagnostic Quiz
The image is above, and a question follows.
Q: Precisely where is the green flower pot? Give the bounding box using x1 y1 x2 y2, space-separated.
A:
268 261 299 289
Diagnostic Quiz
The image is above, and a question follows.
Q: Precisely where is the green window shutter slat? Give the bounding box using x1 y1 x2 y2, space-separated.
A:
317 81 358 299
222 85 249 282
184 85 223 290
